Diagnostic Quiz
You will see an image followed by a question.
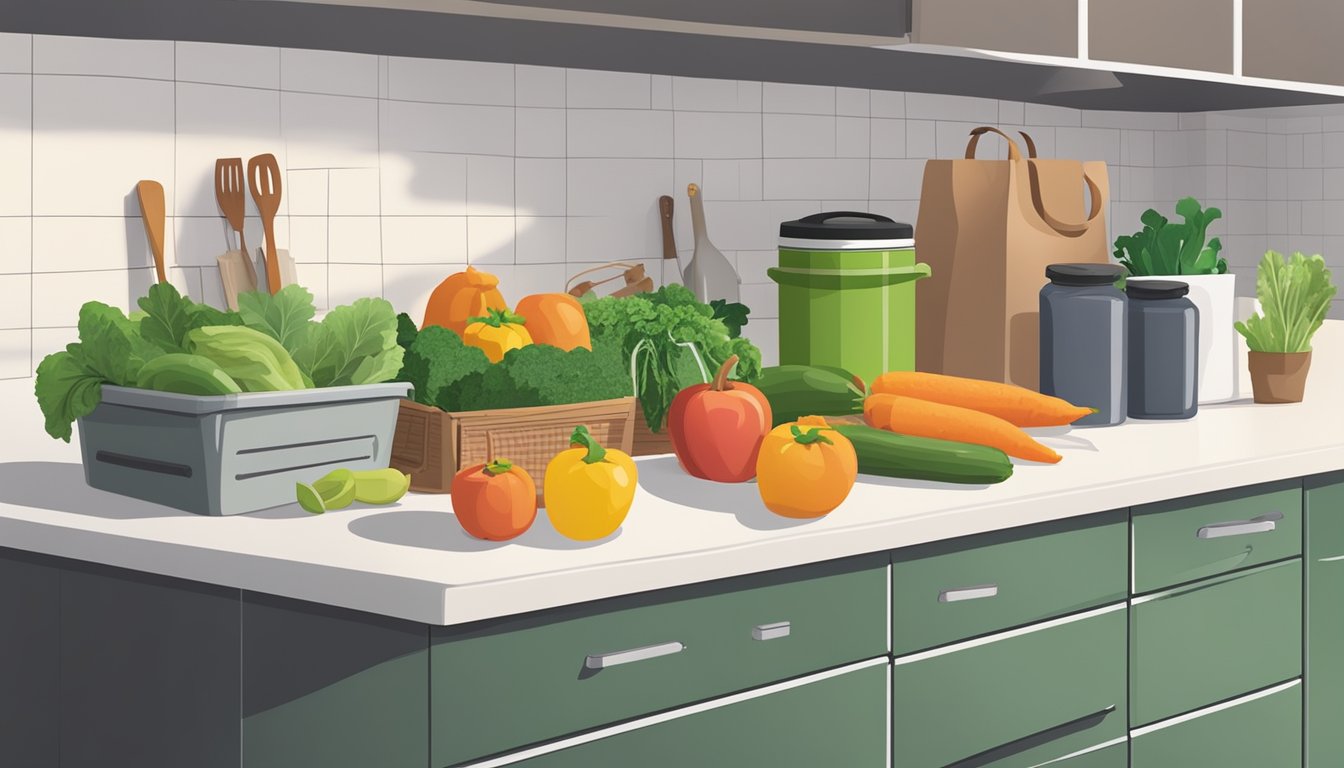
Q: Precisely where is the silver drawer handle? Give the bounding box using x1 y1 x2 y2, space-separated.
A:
584 641 684 670
753 621 791 641
939 584 998 603
1197 511 1284 540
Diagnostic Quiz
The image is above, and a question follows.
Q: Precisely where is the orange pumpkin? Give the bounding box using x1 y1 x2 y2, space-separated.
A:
422 266 507 336
514 293 592 351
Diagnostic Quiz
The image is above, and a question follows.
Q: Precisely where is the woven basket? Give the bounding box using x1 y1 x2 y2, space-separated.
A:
389 397 637 502
631 412 675 456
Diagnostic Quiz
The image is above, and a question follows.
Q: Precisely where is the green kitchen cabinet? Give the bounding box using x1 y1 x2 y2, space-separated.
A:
240 592 429 768
0 548 59 768
1130 558 1302 727
892 604 1127 768
891 510 1127 655
1042 741 1128 767
59 560 241 768
431 555 887 767
1307 471 1344 768
1131 479 1302 594
1130 682 1303 767
504 663 888 768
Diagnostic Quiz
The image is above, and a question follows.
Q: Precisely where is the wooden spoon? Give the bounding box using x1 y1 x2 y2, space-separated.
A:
136 180 167 283
247 153 284 295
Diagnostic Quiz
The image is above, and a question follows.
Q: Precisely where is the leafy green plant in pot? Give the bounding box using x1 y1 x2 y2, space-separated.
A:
1113 196 1239 403
1234 251 1337 403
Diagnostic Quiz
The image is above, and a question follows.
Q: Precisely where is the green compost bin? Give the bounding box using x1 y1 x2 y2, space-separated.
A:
769 212 929 387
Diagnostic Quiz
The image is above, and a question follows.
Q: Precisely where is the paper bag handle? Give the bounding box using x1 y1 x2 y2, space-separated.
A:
1016 130 1104 236
964 127 1024 161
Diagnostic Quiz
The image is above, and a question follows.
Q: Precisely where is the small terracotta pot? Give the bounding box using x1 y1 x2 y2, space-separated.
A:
1247 350 1313 404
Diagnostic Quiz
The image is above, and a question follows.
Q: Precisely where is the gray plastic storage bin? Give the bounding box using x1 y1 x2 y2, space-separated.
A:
76 383 412 516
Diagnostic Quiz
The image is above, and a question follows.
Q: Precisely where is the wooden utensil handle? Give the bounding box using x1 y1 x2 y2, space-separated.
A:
659 195 676 260
262 221 281 295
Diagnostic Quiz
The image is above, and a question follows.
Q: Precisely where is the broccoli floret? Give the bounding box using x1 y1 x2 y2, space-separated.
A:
455 341 633 411
399 325 491 411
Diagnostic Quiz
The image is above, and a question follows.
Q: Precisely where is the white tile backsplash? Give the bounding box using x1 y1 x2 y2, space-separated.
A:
281 48 379 98
567 109 672 158
567 69 650 109
674 112 761 159
764 113 835 158
175 42 280 90
0 34 32 74
33 75 175 217
5 35 1342 378
387 57 513 105
762 82 834 115
34 35 173 80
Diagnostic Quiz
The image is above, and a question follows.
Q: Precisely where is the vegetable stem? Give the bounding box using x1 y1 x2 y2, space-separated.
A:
790 424 834 446
710 354 739 392
570 425 608 464
484 459 514 476
467 308 527 328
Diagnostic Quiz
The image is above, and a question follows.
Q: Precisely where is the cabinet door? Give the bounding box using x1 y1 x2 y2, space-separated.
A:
912 0 1078 57
1130 558 1301 727
0 548 59 767
892 605 1127 768
1245 0 1344 86
1131 681 1302 767
1307 472 1344 768
1089 0 1234 73
508 663 888 768
1037 741 1128 768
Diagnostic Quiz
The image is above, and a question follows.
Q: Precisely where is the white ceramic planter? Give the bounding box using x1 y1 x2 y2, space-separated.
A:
1129 273 1239 403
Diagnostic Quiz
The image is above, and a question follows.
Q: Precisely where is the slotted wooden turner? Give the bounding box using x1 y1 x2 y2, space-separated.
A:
215 158 258 308
247 153 285 295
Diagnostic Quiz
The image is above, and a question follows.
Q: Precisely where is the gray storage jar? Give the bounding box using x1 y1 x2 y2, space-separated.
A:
1039 263 1129 426
1126 280 1199 420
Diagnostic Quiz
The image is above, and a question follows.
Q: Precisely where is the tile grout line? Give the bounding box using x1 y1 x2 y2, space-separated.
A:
29 37 34 375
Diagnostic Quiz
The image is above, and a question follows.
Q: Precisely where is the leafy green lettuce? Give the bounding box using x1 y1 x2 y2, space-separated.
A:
292 297 404 388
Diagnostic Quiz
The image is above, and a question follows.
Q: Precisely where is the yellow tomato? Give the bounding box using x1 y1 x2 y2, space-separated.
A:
756 415 857 519
464 308 533 363
544 425 638 541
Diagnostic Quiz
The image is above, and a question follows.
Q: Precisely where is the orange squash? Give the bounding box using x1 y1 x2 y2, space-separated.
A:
514 293 592 351
422 266 507 336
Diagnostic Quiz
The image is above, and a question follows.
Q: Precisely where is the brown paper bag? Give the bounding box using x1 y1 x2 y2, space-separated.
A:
915 126 1110 390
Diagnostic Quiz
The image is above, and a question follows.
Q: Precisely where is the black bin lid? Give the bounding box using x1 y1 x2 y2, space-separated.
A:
1126 280 1190 299
780 212 914 240
1045 263 1127 286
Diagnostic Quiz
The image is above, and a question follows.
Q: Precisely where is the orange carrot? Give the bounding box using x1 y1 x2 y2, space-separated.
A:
863 393 1062 464
869 371 1095 427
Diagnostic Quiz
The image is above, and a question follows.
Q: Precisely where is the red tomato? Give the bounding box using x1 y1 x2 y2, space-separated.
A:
450 460 537 540
667 354 773 483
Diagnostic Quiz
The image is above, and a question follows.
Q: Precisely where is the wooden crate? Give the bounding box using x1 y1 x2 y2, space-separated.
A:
389 397 637 499
631 411 675 456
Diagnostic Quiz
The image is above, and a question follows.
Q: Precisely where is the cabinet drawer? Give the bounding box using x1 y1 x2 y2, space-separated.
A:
892 511 1127 655
892 604 1127 768
506 662 888 768
1042 741 1127 767
1131 681 1302 767
1130 558 1301 727
1131 479 1301 594
430 556 887 767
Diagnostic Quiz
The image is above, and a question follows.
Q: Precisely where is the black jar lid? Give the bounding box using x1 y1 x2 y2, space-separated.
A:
1126 280 1190 299
1045 263 1127 286
779 211 914 240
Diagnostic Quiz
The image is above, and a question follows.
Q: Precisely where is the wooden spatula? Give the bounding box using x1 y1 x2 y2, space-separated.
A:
136 180 167 284
215 158 258 308
247 153 285 295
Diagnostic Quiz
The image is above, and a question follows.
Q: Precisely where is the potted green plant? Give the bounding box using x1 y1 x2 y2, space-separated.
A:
1113 196 1237 403
1234 250 1337 403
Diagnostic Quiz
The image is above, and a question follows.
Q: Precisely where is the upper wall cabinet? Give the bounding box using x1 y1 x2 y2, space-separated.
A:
1089 0 1234 74
471 0 911 37
912 0 1078 57
1244 0 1344 87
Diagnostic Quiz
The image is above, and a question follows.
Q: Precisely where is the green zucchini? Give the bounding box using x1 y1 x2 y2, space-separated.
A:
831 424 1014 485
755 365 865 426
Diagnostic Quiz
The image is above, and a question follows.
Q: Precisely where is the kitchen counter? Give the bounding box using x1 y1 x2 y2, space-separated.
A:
2 323 1343 627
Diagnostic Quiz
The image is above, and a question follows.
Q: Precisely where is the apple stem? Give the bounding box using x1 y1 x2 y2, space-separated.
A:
711 354 739 392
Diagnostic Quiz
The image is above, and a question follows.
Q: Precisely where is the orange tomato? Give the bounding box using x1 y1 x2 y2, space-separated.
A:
755 416 857 519
422 266 507 336
450 459 537 540
515 293 592 351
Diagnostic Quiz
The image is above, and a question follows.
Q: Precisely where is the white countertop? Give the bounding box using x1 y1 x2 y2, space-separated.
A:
3 324 1343 626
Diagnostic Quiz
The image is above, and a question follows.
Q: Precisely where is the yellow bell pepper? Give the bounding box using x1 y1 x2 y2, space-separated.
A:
543 425 638 541
463 308 533 363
